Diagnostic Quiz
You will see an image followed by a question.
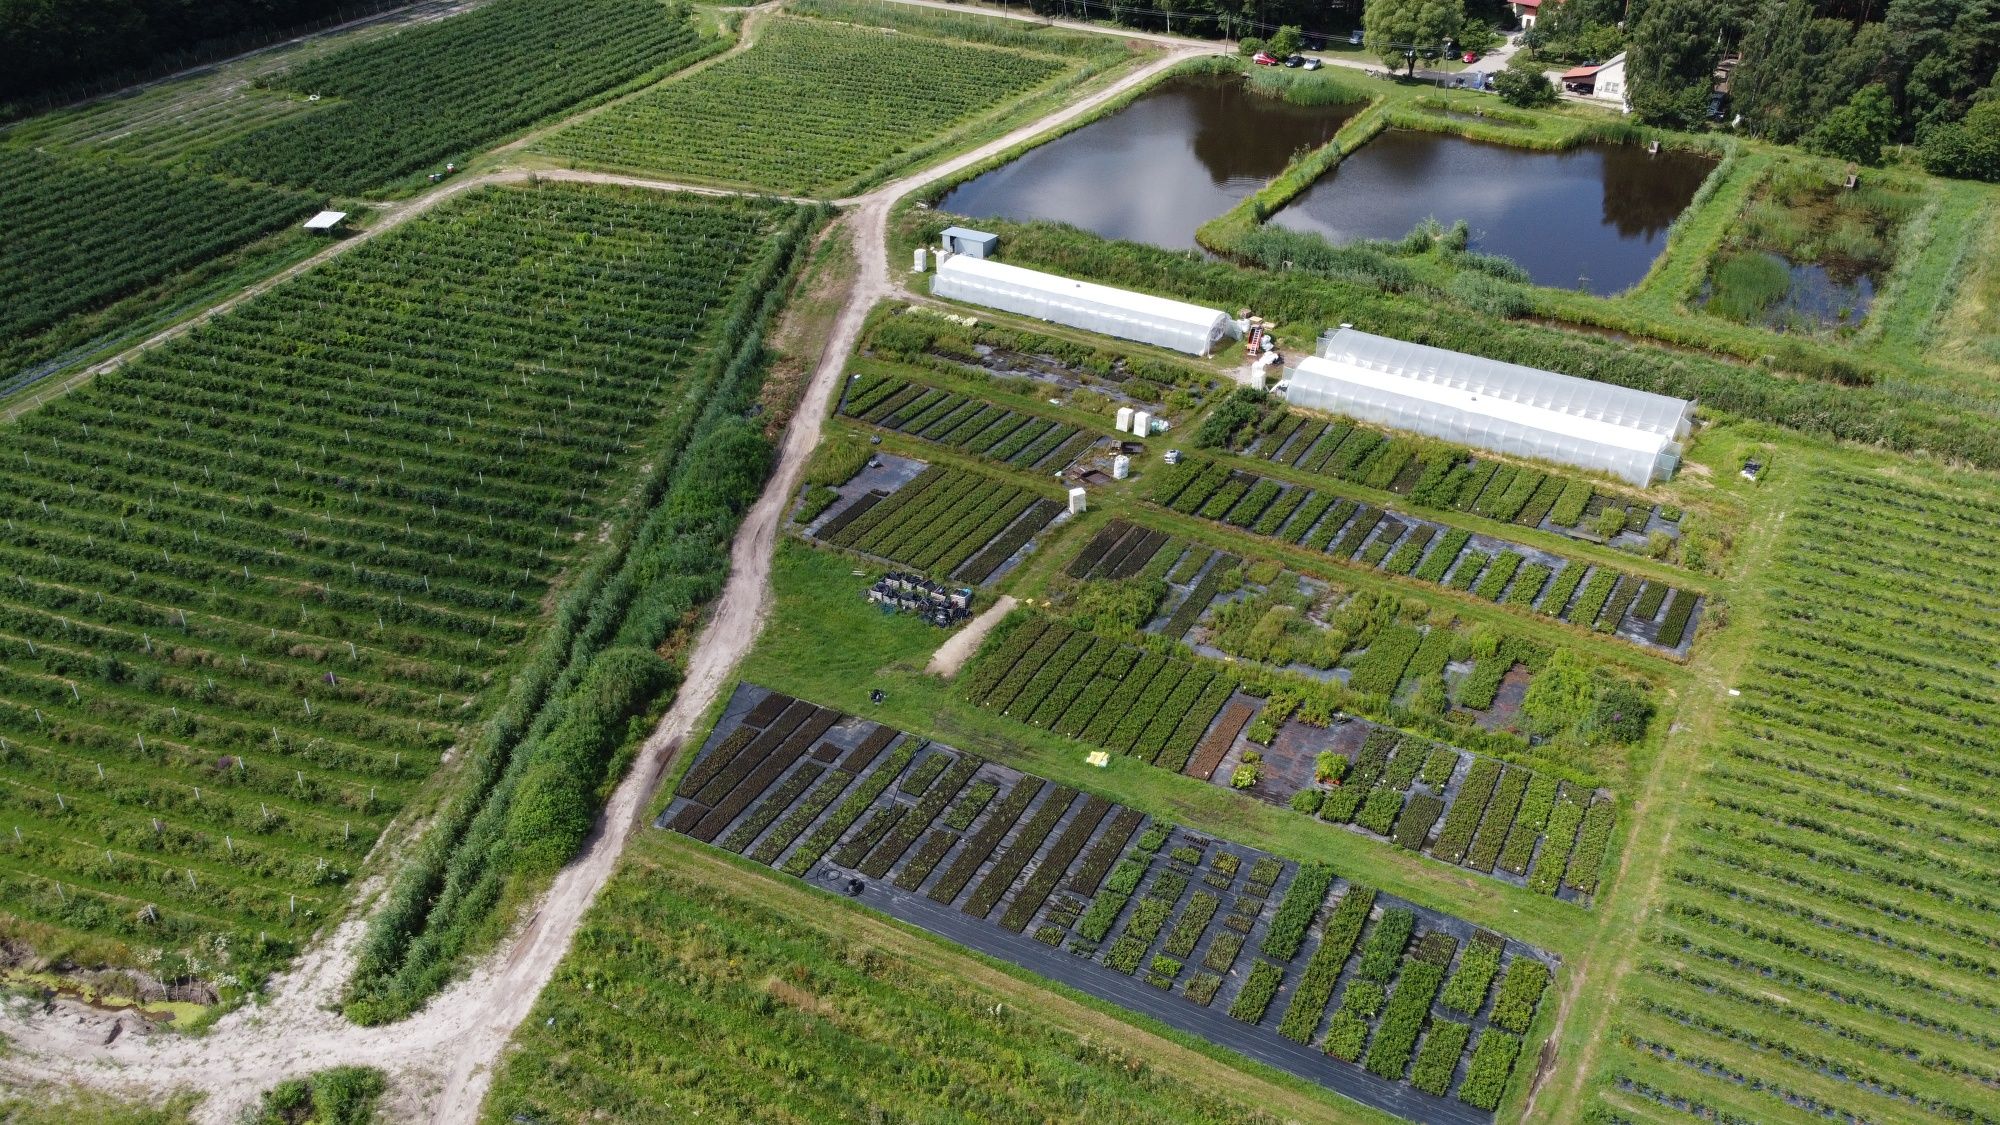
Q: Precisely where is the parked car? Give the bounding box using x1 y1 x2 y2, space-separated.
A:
1302 57 1323 69
1462 49 1480 63
1253 51 1280 65
1348 29 1364 44
1283 53 1306 67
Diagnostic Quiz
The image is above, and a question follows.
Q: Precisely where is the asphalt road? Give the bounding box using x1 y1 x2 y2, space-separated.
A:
810 863 1495 1125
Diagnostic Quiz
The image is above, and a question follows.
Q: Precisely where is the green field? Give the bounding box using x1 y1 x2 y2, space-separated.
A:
0 182 802 993
538 16 1084 195
484 829 1380 1124
205 0 715 192
1591 463 2000 1123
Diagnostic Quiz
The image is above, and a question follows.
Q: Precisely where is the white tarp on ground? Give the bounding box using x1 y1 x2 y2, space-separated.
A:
931 253 1235 357
1284 328 1693 486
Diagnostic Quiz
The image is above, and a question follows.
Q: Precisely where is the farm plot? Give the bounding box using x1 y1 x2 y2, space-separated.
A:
1064 520 1180 582
1234 405 1699 563
0 183 802 987
838 368 1099 472
812 464 1061 583
486 829 1321 1122
0 147 317 376
205 0 713 192
539 18 1079 196
1149 456 1699 654
1236 717 1607 902
662 683 1560 1120
962 614 1238 774
1597 466 2000 1125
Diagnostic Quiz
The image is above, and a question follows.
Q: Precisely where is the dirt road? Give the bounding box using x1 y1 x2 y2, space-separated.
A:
0 42 1197 1124
926 595 1018 677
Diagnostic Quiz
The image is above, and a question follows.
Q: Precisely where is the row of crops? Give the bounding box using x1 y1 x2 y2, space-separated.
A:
664 685 1557 1116
1291 727 1613 900
0 183 804 989
1598 467 2000 1125
0 147 317 372
206 0 713 192
963 614 1239 773
538 17 1078 196
812 464 1061 584
1235 408 1681 554
967 609 1608 898
838 369 1098 472
1150 457 1700 652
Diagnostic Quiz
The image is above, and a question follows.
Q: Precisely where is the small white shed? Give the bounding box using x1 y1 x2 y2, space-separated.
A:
303 210 348 233
939 226 998 258
931 254 1236 357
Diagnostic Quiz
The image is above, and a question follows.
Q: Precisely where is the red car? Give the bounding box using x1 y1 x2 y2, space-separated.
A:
1462 50 1480 63
1253 51 1280 65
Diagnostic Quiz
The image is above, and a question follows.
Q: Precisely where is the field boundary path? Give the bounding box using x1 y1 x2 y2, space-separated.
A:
0 43 1197 1125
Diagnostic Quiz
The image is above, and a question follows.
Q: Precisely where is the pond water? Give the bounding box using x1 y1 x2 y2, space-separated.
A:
1703 250 1876 329
937 74 1360 251
1268 130 1716 295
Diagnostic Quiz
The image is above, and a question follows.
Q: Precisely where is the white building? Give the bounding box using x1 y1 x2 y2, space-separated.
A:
1561 52 1629 111
1280 327 1692 486
931 254 1236 357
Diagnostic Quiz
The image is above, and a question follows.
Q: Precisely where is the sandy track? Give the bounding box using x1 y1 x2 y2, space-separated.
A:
926 595 1018 677
0 43 1196 1124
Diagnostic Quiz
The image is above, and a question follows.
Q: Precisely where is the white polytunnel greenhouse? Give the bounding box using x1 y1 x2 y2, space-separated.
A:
930 253 1237 357
1282 328 1694 486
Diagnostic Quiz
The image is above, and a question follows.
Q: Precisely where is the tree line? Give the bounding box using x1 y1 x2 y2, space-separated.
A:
1 0 356 103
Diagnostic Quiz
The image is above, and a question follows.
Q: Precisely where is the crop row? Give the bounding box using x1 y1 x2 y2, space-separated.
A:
542 18 1074 195
665 687 1557 1111
1156 458 1693 651
842 372 1093 472
208 0 711 191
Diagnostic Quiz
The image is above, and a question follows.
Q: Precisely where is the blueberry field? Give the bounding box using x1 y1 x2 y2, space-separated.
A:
1598 466 2000 1124
206 0 714 192
809 463 1062 584
963 611 1612 901
539 16 1086 196
661 684 1559 1119
0 148 318 371
0 183 804 986
838 368 1100 472
1149 456 1701 654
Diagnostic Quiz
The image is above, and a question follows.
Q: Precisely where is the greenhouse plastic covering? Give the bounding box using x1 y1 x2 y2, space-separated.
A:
931 253 1235 356
1283 328 1693 485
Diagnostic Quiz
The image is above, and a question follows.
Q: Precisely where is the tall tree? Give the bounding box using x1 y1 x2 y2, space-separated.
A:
1365 0 1466 74
1804 82 1897 162
1625 0 1721 126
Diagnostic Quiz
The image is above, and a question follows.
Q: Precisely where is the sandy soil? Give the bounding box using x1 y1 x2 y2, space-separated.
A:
0 28 1199 1122
926 595 1017 677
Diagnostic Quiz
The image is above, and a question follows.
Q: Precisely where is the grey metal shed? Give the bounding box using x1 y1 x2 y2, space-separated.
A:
939 226 998 259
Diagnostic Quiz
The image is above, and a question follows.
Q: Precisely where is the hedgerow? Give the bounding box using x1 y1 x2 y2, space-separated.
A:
1228 960 1285 1023
1411 1020 1472 1094
1490 957 1551 1033
1563 797 1617 895
1458 1029 1522 1109
1429 758 1499 864
1356 786 1406 836
1364 956 1449 1079
1358 908 1416 982
1261 862 1335 961
1277 887 1375 1042
1466 768 1528 872
1163 891 1221 957
1656 587 1698 647
963 787 1081 918
1441 932 1504 1015
1526 784 1588 894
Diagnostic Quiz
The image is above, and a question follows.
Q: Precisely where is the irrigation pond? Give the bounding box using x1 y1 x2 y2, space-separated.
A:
1268 130 1715 295
939 73 1360 251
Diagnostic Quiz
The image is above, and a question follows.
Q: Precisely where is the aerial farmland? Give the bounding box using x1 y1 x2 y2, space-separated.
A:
0 0 1995 1122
